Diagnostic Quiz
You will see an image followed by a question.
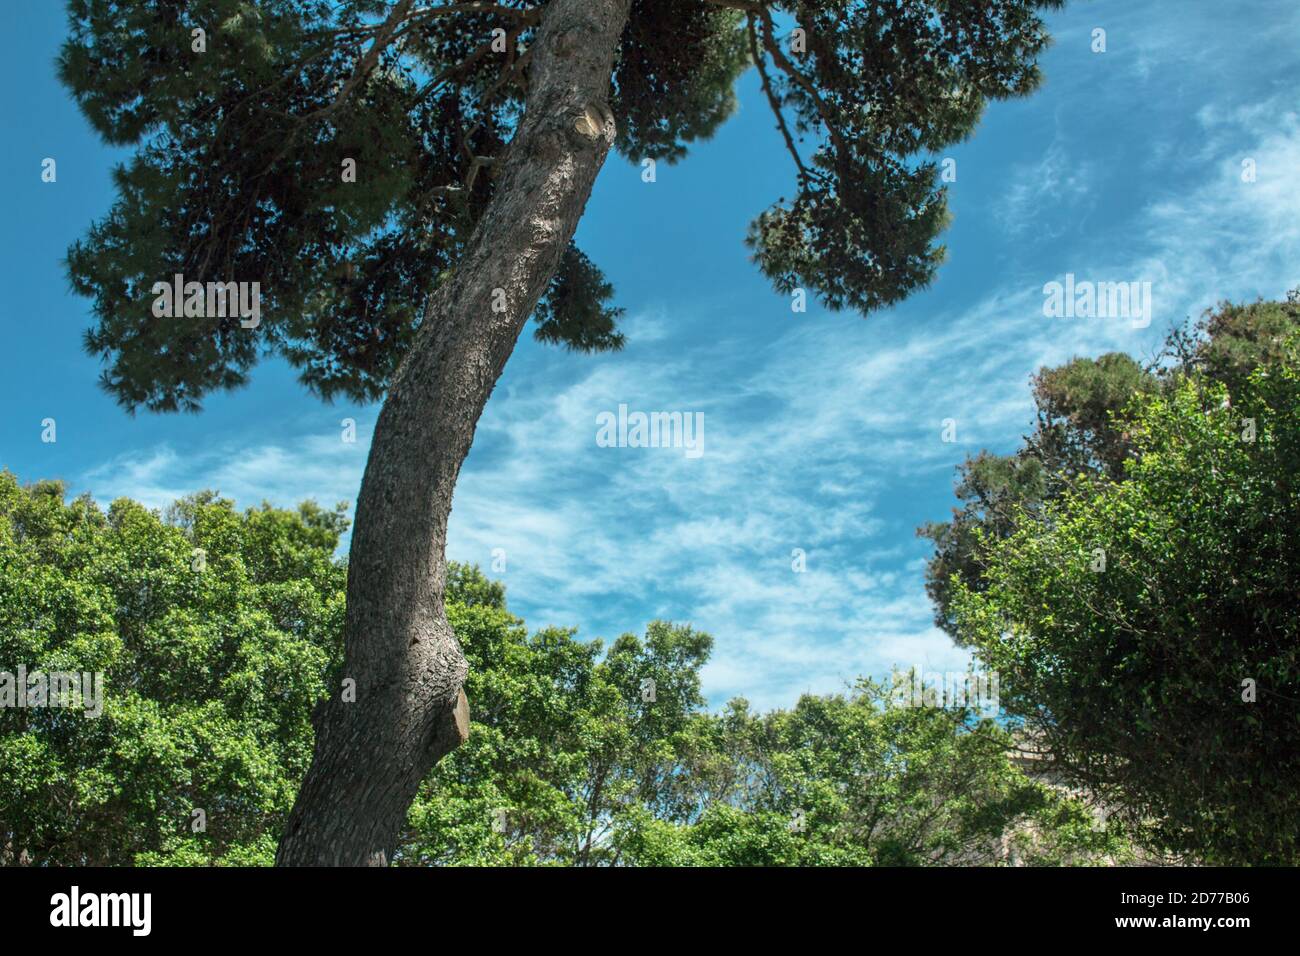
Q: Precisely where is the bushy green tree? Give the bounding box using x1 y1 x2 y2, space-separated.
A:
0 473 346 865
948 327 1300 864
920 295 1300 640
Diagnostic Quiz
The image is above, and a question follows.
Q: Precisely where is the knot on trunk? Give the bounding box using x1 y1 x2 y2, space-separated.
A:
431 687 471 756
572 101 615 142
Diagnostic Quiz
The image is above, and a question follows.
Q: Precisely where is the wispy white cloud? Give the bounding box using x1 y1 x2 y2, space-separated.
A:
998 134 1096 238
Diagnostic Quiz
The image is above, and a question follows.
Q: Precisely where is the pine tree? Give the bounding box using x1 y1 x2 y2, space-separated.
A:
60 0 1065 865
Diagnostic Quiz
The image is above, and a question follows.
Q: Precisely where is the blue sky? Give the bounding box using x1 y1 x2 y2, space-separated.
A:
3 0 1299 710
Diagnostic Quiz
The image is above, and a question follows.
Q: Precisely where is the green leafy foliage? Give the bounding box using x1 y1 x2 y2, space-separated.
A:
0 476 1118 865
920 296 1300 640
399 616 714 866
0 474 347 865
614 683 1129 867
944 310 1300 864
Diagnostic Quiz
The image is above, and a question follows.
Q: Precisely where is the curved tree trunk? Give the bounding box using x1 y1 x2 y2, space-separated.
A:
277 0 633 866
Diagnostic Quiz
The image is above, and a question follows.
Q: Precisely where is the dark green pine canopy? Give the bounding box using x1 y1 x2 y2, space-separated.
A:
61 0 1063 412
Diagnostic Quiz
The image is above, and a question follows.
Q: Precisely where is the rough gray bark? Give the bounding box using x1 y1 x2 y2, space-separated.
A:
276 0 634 866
